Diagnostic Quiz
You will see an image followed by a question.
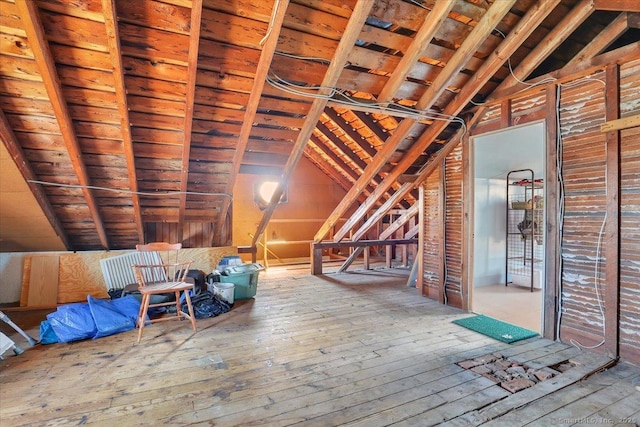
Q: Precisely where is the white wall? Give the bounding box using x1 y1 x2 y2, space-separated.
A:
472 122 545 288
473 178 507 286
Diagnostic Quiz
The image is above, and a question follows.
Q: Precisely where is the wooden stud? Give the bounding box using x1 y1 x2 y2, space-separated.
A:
604 64 621 359
461 130 470 312
544 85 559 340
501 99 512 128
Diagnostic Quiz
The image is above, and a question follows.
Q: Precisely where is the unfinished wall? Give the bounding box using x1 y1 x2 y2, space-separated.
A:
420 144 463 308
422 55 640 365
421 165 442 302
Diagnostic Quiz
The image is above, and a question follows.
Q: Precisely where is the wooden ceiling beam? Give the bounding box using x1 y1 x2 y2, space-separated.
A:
324 109 418 205
498 0 595 95
217 0 290 246
252 0 375 246
0 109 71 250
375 0 455 103
16 0 109 249
102 0 144 245
594 0 640 12
324 109 379 159
327 0 516 243
565 12 629 68
310 135 360 181
315 121 371 174
178 0 204 243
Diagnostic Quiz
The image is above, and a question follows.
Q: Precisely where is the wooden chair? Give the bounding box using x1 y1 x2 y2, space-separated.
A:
132 242 197 343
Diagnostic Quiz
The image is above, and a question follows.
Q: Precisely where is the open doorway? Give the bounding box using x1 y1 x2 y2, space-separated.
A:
471 122 545 333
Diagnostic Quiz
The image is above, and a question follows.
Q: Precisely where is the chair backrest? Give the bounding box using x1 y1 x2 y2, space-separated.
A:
136 242 182 263
133 242 191 286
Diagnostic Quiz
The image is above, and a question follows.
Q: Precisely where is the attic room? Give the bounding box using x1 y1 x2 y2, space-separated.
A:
1 0 640 424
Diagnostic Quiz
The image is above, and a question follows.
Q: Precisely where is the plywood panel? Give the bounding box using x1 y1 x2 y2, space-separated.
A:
19 256 31 307
27 255 59 307
58 252 110 304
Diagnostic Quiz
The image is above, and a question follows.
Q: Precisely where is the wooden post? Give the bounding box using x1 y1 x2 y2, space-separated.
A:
417 185 425 293
310 243 323 275
386 245 392 268
263 231 269 268
544 85 560 340
604 64 620 358
461 132 471 311
363 246 370 270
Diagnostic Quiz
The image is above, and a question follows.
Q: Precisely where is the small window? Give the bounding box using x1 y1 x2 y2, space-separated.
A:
254 180 287 210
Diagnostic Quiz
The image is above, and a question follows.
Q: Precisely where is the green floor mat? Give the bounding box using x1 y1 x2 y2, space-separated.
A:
452 314 539 344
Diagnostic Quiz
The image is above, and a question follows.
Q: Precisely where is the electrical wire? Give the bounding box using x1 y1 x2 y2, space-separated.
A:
27 180 233 199
470 29 558 107
274 51 331 64
266 69 468 134
259 0 280 46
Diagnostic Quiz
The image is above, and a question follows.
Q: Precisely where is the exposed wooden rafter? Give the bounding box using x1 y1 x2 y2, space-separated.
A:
101 0 143 244
178 0 204 241
309 134 370 193
16 0 109 249
325 0 517 243
564 12 629 68
498 0 595 95
217 0 290 246
594 0 640 12
252 0 376 246
375 0 455 103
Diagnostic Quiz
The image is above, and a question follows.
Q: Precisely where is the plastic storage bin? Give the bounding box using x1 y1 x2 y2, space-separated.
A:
217 255 243 271
219 263 264 300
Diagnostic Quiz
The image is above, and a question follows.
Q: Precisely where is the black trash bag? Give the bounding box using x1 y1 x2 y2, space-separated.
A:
189 291 232 319
186 269 207 294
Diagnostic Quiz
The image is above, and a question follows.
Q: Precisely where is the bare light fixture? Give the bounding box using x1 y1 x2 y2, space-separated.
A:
254 180 287 210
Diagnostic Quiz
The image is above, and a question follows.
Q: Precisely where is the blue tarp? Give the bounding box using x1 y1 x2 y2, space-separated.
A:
42 295 144 344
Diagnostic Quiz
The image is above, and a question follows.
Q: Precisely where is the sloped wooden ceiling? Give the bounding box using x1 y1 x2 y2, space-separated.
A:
0 0 639 252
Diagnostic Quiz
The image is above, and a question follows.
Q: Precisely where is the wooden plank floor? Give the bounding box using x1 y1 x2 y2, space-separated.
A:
1 264 639 426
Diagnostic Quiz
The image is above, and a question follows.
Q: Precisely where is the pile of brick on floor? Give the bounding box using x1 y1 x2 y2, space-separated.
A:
458 353 576 393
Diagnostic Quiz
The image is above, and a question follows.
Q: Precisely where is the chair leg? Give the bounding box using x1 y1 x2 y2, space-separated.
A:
182 290 197 332
136 294 150 344
174 291 182 320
